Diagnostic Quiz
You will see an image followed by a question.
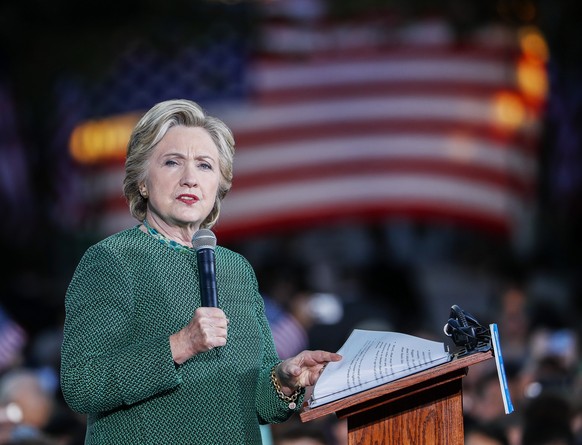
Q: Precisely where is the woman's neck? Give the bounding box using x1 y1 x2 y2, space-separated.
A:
143 217 195 248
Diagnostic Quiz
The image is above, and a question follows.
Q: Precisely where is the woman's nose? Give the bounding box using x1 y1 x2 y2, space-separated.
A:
181 164 198 187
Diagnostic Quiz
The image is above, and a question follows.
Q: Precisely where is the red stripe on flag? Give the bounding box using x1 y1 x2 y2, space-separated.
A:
213 202 513 241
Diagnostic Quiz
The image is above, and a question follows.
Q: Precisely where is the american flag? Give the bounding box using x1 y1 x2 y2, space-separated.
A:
0 306 27 372
210 19 543 241
79 15 544 242
263 296 309 360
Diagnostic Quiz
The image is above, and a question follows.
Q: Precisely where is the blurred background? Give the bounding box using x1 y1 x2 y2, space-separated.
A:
0 0 581 444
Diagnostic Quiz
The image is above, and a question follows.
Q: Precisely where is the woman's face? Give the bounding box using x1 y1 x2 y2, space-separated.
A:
142 125 220 231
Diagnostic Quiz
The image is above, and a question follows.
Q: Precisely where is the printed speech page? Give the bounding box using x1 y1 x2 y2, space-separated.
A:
309 329 451 408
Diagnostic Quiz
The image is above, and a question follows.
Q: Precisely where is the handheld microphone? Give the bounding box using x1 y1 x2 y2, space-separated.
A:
192 229 218 307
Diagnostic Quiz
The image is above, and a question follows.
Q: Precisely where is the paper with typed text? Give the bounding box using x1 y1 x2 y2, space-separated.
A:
309 329 451 408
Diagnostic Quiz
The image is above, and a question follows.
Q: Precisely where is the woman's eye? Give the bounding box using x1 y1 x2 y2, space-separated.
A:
164 159 179 166
199 162 213 170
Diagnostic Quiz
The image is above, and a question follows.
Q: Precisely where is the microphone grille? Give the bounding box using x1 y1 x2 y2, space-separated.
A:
192 229 217 251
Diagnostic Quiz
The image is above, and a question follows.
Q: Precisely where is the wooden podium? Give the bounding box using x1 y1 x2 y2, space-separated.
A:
300 350 493 444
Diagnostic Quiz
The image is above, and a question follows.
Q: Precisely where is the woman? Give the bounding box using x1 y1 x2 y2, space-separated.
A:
60 99 341 445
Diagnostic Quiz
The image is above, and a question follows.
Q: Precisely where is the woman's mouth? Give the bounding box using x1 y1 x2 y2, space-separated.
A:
177 194 199 204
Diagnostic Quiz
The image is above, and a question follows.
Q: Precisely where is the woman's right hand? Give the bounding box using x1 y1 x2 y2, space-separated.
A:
170 307 228 364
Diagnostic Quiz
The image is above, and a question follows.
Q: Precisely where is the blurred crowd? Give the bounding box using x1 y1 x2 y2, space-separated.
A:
265 277 582 445
0 226 581 445
0 308 85 445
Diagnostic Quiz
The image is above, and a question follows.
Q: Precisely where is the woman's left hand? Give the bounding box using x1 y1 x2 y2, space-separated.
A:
276 350 342 394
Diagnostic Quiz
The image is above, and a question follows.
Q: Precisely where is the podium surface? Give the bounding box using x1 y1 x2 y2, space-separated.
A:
301 350 493 444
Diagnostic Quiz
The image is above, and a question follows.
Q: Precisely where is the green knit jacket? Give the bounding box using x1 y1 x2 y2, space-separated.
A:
60 226 303 445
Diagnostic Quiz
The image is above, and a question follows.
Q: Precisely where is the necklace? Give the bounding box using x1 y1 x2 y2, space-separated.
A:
142 219 193 254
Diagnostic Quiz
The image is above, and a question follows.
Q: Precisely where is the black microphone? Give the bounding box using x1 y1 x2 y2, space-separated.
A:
192 229 218 307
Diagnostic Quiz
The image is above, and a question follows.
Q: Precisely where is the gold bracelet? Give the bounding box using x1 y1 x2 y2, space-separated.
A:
270 364 302 409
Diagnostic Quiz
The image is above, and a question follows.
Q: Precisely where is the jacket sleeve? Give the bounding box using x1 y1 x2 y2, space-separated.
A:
60 244 180 414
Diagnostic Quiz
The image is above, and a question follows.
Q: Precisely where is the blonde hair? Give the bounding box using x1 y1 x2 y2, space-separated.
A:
123 99 235 229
